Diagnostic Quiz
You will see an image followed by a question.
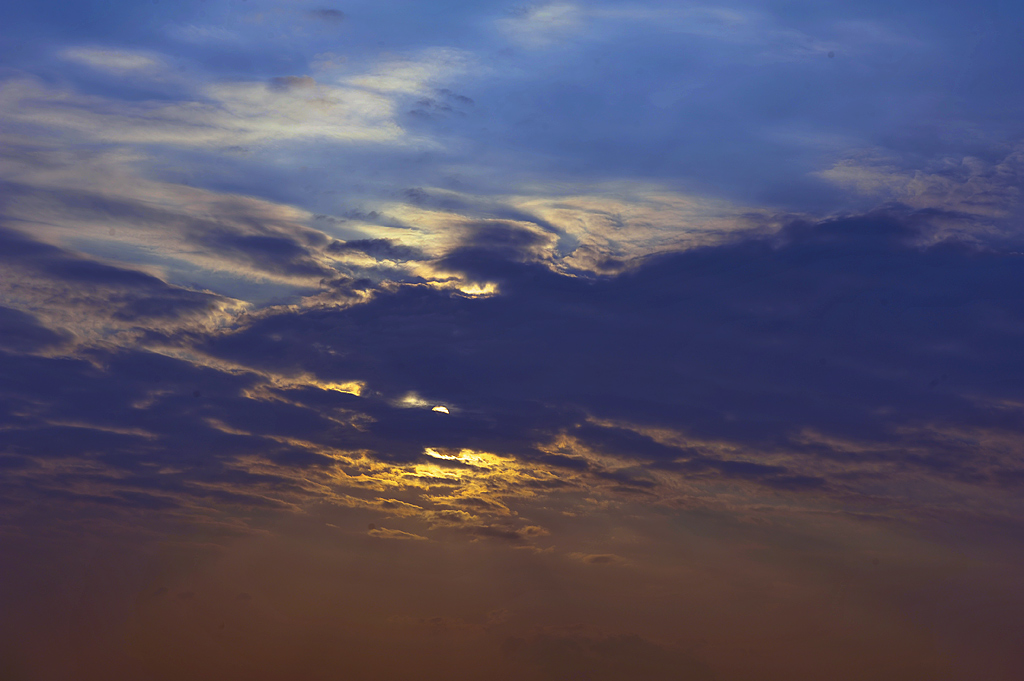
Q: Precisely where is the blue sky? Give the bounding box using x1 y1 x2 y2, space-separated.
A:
3 2 1024 680
4 0 1024 307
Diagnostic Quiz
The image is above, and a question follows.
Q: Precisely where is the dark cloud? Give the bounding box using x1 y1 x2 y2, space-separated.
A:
394 190 571 251
4 209 1024 532
42 257 166 288
268 75 317 92
0 226 228 324
308 8 346 24
0 344 341 522
0 454 37 471
202 231 331 278
437 88 474 106
1 179 335 285
198 211 1024 500
0 306 72 353
460 222 549 255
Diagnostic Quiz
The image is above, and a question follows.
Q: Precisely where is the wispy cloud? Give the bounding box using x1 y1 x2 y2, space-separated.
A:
0 74 405 148
61 47 165 73
817 146 1024 221
496 4 586 48
4 2 1024 677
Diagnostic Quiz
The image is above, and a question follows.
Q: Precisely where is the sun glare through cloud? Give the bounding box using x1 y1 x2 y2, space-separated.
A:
2 1 1024 680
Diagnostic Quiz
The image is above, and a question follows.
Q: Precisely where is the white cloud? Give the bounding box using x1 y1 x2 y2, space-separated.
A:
0 142 332 292
60 47 164 73
816 147 1024 219
494 3 918 62
343 48 474 95
2 45 481 152
496 3 586 48
0 75 406 148
361 181 777 274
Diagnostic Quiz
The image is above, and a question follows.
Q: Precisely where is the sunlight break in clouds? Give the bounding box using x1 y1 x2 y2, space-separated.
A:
3 1 1024 680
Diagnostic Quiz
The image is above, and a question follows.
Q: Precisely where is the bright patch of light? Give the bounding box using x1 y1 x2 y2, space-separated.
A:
323 381 365 396
408 462 463 480
399 392 431 408
432 405 450 414
458 282 499 297
423 448 503 467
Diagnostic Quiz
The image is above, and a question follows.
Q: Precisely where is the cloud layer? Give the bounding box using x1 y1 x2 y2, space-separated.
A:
4 1 1024 679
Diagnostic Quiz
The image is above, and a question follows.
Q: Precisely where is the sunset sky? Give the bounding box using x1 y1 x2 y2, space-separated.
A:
2 1 1024 679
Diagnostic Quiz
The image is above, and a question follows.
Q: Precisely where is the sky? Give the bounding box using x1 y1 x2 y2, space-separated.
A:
2 1 1024 679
